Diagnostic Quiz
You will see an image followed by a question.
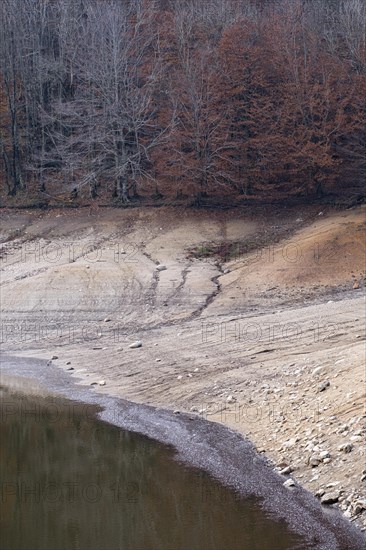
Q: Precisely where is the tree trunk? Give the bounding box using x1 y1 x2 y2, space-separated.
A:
116 174 129 203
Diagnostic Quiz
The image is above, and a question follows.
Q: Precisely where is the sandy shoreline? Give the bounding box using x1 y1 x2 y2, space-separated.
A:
1 204 365 544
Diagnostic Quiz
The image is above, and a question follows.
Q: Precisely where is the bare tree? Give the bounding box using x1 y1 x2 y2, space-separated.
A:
0 0 25 195
46 0 172 202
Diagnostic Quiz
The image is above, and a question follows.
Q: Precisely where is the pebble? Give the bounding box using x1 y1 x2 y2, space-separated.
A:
156 264 167 271
227 395 236 403
280 466 293 475
129 341 142 349
312 366 326 377
352 500 366 514
328 481 340 490
284 437 299 448
98 380 106 386
318 380 330 392
319 450 330 460
173 410 180 414
309 455 321 467
338 443 353 453
51 355 58 360
104 318 111 322
283 479 295 488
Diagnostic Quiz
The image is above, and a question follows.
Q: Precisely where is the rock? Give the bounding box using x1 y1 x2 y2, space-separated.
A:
315 489 325 498
104 318 111 322
323 458 332 464
284 437 298 448
227 395 236 404
173 410 180 414
129 341 142 349
338 443 353 453
318 380 330 392
352 499 366 515
319 450 330 460
223 269 231 274
66 361 71 365
155 358 162 362
280 466 293 475
353 281 360 290
350 435 363 442
98 380 106 386
321 492 340 504
190 406 198 412
283 479 295 488
312 366 326 377
51 355 58 360
156 264 167 271
177 375 182 380
309 455 321 467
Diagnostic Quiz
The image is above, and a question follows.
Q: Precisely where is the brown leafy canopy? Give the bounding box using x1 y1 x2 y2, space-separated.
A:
0 0 365 205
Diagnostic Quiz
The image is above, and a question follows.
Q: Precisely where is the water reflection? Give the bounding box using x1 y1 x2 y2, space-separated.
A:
0 389 305 550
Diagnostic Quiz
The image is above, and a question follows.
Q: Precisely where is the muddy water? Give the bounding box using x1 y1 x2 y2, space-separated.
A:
0 390 306 550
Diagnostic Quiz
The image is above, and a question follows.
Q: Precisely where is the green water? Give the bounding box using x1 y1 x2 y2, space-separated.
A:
0 390 305 550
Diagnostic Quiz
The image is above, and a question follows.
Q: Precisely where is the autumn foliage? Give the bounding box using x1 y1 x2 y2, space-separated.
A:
0 0 365 205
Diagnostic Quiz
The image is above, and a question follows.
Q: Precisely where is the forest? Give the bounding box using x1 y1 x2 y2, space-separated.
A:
0 0 365 206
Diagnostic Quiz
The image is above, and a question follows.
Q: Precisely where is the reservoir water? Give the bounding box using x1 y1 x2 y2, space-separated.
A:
0 389 306 550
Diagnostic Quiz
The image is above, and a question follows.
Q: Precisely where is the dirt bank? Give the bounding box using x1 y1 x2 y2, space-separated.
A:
1 204 365 534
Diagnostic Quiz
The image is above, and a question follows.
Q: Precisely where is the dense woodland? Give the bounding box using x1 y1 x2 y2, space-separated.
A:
0 0 365 205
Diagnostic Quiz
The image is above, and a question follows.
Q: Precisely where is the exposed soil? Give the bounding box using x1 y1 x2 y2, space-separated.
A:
1 203 365 537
